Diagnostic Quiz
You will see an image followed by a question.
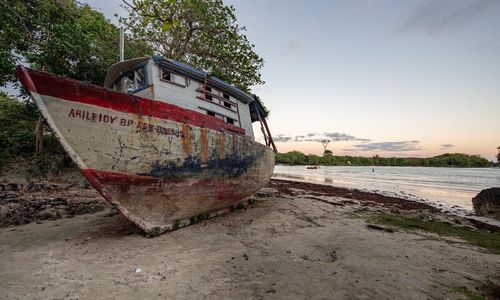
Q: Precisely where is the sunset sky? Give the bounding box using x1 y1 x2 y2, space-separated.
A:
86 1 500 160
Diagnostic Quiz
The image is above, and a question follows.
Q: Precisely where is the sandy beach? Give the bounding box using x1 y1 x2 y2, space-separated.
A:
1 177 499 300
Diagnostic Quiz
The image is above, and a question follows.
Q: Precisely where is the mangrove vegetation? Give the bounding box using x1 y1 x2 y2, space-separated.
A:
276 150 493 168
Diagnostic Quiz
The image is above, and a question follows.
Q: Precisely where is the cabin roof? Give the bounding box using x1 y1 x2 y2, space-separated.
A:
103 56 254 104
104 57 150 87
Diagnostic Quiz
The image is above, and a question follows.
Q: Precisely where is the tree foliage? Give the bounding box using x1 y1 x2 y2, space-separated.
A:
0 0 152 86
0 0 34 84
276 151 493 168
120 0 264 91
497 146 500 165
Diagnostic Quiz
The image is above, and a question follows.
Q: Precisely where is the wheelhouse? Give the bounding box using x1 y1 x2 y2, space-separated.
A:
104 56 260 139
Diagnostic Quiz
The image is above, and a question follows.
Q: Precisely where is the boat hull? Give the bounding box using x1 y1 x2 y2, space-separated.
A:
17 67 275 235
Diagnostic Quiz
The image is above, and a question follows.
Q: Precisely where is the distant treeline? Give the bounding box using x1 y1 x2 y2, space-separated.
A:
276 151 493 168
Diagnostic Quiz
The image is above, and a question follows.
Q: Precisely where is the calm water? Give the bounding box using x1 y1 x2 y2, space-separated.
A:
273 165 500 214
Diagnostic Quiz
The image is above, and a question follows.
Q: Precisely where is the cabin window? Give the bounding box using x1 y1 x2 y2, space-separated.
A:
112 65 147 94
199 107 240 126
160 68 186 87
162 71 171 81
201 85 214 100
197 85 238 113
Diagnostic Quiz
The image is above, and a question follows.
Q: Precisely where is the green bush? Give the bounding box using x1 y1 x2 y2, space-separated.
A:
0 93 70 173
0 93 37 167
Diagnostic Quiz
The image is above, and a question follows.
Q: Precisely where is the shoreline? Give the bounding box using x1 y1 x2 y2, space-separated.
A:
272 176 500 229
273 165 500 217
1 177 500 299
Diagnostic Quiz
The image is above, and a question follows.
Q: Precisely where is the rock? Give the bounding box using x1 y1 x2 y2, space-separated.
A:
472 188 500 220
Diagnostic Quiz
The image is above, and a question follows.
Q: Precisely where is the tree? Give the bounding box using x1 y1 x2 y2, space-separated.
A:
320 139 330 153
323 149 333 156
308 154 320 165
120 0 264 91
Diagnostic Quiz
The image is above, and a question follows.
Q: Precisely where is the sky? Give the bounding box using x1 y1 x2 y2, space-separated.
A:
84 1 500 160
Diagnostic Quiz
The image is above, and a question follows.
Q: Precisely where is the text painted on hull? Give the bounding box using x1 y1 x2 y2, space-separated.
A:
68 108 184 138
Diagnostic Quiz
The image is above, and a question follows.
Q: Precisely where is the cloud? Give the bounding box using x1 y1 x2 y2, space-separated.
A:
275 133 424 153
398 0 500 34
294 135 305 142
294 132 371 142
323 132 371 142
441 143 455 149
275 132 370 143
273 134 293 143
345 141 422 152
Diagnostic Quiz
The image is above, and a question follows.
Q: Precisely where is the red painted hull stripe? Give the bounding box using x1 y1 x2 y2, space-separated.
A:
82 169 227 188
83 169 162 186
16 66 245 135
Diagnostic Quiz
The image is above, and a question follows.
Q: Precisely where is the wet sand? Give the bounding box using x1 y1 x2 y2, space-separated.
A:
1 179 499 299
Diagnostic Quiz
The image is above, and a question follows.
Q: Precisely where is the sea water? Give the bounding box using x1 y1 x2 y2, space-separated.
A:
273 165 500 214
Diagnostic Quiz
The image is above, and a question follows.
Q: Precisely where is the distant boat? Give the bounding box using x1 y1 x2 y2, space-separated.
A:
17 56 276 235
307 166 320 169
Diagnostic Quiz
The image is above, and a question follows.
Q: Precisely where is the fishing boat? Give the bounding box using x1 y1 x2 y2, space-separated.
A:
16 56 276 235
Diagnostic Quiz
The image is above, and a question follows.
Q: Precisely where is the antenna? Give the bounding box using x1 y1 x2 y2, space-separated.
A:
119 27 125 62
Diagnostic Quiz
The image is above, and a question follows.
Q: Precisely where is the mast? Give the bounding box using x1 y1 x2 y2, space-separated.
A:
119 27 125 62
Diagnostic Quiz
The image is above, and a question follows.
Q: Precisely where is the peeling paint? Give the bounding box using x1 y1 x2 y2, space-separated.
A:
182 124 192 158
139 149 262 179
200 128 209 163
216 132 225 159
